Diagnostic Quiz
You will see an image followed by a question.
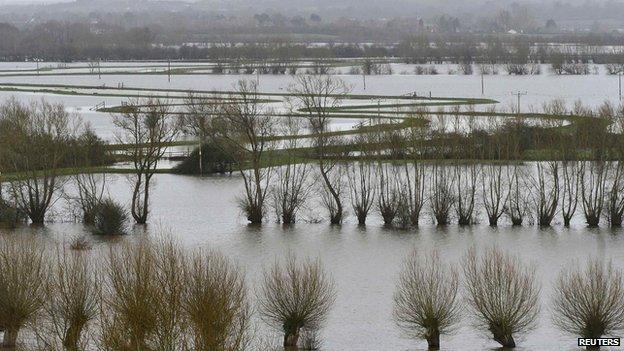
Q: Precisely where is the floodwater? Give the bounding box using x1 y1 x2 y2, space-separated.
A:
2 63 624 350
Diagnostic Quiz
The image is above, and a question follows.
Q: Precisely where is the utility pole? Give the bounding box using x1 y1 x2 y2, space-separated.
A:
513 91 528 115
36 60 39 76
619 72 622 101
481 72 484 95
363 73 366 90
168 59 171 83
98 60 101 80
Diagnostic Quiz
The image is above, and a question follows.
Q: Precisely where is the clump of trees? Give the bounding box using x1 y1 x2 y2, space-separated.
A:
0 99 108 224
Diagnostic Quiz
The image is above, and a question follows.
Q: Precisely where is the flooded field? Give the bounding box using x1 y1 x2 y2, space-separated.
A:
1 62 624 350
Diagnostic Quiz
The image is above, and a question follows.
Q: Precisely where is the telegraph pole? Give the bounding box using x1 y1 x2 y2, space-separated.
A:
481 72 484 95
619 72 622 101
513 91 528 114
363 73 366 90
98 60 101 79
168 59 171 83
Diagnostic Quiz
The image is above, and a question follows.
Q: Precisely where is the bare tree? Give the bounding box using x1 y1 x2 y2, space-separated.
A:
271 116 313 224
561 161 580 227
430 165 455 225
533 162 559 226
287 75 350 224
377 163 400 225
580 161 607 227
455 163 478 225
553 259 624 349
183 249 251 351
0 235 48 348
214 80 277 224
182 91 223 174
403 161 427 226
462 247 540 348
113 99 179 224
393 250 461 350
1 99 77 224
606 162 624 227
72 173 107 224
100 238 185 350
348 161 376 225
482 164 508 226
38 248 99 351
506 164 531 226
258 255 336 349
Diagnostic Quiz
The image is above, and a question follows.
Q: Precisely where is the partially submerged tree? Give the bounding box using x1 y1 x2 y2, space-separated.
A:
183 249 251 351
377 163 400 225
553 260 624 350
40 248 99 351
258 255 336 349
214 80 277 224
288 75 350 224
462 247 540 348
347 161 376 225
393 250 461 350
580 161 607 227
430 165 455 225
482 164 507 226
0 235 48 348
113 99 179 224
271 116 312 224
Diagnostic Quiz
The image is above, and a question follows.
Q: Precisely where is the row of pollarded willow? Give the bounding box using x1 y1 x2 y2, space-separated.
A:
0 234 334 351
1 234 620 351
394 247 624 350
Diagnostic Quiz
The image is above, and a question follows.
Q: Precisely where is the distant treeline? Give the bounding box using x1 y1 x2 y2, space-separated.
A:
2 20 624 64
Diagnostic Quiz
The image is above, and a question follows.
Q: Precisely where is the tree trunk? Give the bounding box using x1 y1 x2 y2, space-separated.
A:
357 212 367 225
488 216 498 226
2 327 19 348
511 217 523 226
63 323 85 351
586 215 600 227
458 216 470 226
426 328 440 350
492 330 515 348
283 328 300 349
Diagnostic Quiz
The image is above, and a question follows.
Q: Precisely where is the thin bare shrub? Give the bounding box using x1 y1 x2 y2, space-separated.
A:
258 255 336 349
183 250 251 351
347 162 376 225
73 173 106 224
462 247 540 348
393 250 461 350
0 235 48 348
553 259 624 349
